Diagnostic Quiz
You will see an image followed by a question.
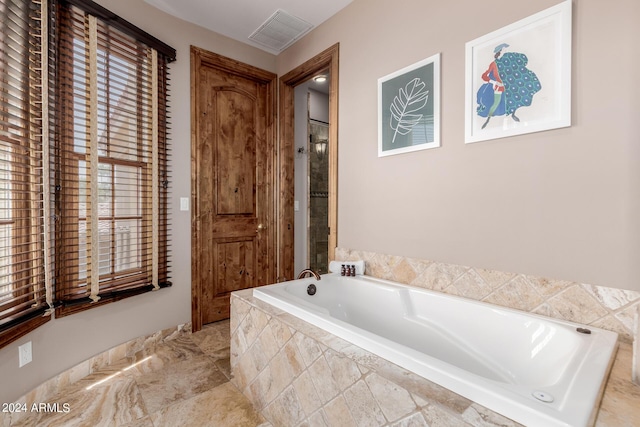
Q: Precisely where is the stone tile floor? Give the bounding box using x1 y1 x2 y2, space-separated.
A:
6 318 639 427
10 321 270 427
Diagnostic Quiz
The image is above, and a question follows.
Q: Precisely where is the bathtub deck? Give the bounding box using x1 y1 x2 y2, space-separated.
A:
231 288 640 427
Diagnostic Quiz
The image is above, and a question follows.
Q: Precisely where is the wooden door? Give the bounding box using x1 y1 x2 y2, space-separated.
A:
191 47 276 329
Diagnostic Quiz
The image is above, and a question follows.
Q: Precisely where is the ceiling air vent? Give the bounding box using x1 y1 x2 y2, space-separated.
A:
248 9 313 53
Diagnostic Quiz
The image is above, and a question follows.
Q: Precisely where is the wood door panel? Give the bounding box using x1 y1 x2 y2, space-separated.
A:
216 89 256 216
192 47 276 328
215 238 255 293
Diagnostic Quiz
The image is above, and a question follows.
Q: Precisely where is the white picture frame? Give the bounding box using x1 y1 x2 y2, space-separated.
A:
464 1 572 144
378 53 440 157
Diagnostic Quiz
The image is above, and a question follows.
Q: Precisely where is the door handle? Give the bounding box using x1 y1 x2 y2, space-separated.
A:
256 223 266 232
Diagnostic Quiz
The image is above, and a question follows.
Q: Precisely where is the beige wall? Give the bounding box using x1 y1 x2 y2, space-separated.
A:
278 0 640 292
0 0 275 404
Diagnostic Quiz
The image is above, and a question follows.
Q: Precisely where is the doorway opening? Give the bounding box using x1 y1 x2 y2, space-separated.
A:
279 44 339 281
295 83 330 274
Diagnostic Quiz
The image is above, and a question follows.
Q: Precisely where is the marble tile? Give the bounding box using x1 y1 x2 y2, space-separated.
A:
12 374 147 427
634 305 640 385
342 379 386 426
322 395 357 427
294 332 324 368
421 403 473 427
474 268 516 290
135 354 228 414
149 382 265 427
482 275 544 312
324 349 363 392
392 259 418 285
306 409 330 427
451 269 493 300
462 403 522 426
546 285 609 324
191 320 231 356
264 385 305 426
293 370 323 416
308 355 341 405
390 412 429 427
126 336 206 378
365 373 417 422
215 355 233 380
596 343 640 427
583 284 640 311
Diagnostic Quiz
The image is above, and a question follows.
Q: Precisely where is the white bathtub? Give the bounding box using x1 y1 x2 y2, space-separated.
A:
253 273 618 427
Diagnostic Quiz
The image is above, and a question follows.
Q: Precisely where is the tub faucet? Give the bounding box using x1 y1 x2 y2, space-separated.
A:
297 268 321 280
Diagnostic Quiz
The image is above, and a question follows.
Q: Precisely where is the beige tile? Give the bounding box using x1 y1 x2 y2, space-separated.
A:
596 343 640 427
451 269 493 300
525 276 574 299
126 336 206 378
215 356 233 380
306 409 330 427
462 403 522 426
282 338 306 377
365 373 417 422
324 349 362 392
269 317 294 348
149 382 264 427
294 332 324 368
583 284 640 311
591 314 632 343
12 375 147 427
191 319 231 356
483 275 544 312
119 416 155 427
342 380 386 426
231 294 253 333
390 412 429 427
249 362 292 410
308 356 341 405
232 348 261 392
293 371 322 416
392 259 418 285
546 285 609 324
421 403 473 427
264 386 305 426
474 268 516 290
323 395 357 427
135 354 228 413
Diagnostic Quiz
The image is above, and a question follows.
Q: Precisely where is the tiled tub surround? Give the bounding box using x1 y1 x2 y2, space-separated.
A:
230 289 639 426
252 275 618 427
336 248 640 372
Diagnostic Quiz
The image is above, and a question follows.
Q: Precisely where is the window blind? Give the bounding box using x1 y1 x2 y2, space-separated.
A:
53 0 172 315
0 0 51 346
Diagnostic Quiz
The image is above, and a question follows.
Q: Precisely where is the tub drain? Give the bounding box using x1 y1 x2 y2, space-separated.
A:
532 391 554 403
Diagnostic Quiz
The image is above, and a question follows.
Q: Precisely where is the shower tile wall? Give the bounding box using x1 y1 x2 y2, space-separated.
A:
308 122 329 274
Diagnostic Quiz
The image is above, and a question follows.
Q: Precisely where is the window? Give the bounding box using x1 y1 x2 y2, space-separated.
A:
0 0 175 348
0 0 50 346
52 0 174 315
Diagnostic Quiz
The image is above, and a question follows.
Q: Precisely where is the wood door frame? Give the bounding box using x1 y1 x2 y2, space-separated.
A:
190 46 277 332
279 44 339 282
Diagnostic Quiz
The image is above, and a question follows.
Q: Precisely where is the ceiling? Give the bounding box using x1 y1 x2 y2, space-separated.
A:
144 0 353 54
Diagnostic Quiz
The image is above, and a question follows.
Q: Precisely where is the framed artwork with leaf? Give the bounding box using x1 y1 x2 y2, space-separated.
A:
378 53 440 157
